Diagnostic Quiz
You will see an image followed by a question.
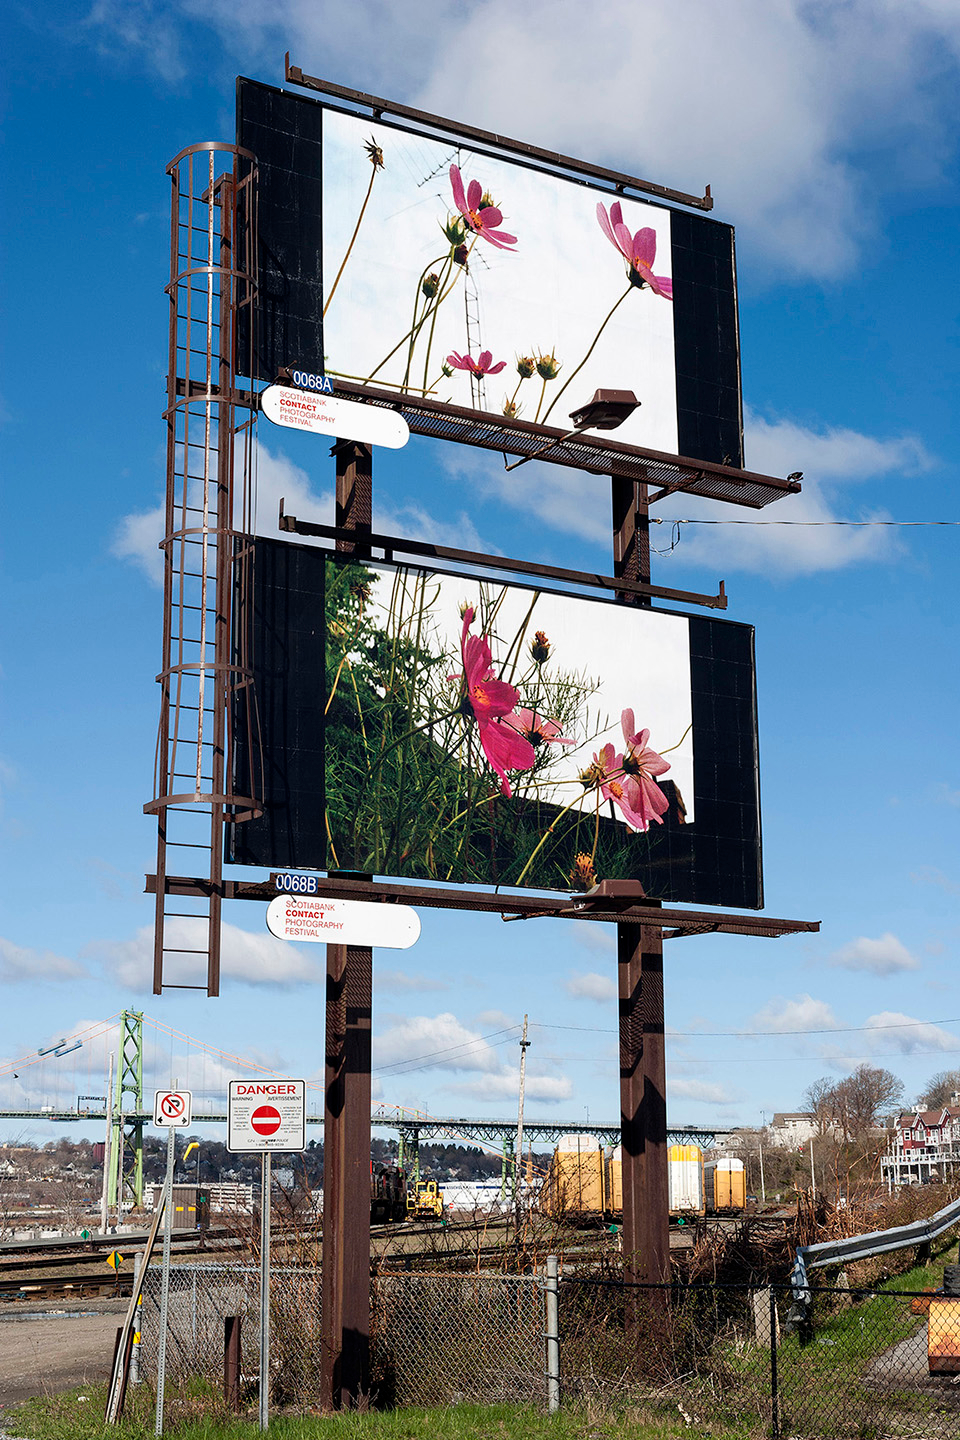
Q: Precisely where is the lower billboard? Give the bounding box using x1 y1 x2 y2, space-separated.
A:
229 540 762 909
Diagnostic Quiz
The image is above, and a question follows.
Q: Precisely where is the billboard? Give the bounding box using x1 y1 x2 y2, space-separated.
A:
237 80 744 468
229 540 762 909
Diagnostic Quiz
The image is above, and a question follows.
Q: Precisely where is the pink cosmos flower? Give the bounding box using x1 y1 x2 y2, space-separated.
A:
619 710 670 827
447 350 507 377
455 608 535 797
449 166 518 250
588 734 668 833
596 202 673 299
504 709 574 748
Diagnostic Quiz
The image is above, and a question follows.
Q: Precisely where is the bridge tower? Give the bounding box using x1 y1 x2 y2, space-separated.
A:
108 1010 144 1209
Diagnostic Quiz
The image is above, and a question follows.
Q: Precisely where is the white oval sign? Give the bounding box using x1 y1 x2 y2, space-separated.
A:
261 385 410 449
266 894 421 949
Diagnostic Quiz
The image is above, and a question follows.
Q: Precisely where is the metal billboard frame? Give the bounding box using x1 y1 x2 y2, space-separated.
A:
146 85 818 1408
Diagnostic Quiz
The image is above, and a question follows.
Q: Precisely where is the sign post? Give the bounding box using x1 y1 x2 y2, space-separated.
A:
227 1080 306 1431
151 1090 191 1437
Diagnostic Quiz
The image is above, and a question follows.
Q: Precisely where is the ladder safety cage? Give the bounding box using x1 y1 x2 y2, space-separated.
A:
146 141 263 997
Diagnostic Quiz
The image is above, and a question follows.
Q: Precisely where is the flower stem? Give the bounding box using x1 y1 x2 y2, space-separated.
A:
362 253 448 384
323 164 380 320
420 255 455 395
541 286 633 426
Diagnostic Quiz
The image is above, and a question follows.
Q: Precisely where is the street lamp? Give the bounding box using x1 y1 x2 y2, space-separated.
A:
503 389 640 471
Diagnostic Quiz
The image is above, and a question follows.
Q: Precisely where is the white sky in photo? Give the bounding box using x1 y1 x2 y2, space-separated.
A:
364 565 695 817
322 109 678 452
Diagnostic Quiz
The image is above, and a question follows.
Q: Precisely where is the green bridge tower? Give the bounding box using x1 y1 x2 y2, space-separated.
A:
108 1010 144 1209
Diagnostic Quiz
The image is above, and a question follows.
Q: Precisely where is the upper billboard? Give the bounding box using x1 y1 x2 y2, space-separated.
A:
229 540 762 910
237 79 744 468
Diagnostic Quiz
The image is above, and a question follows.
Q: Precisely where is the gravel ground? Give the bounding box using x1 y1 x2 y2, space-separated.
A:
0 1298 129 1427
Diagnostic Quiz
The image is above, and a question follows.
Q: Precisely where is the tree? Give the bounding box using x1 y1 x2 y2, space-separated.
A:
832 1065 904 1142
802 1066 904 1143
918 1069 960 1110
804 1077 838 1138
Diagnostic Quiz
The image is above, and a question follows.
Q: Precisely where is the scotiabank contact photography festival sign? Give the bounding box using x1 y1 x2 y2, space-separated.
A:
237 80 744 467
230 541 763 909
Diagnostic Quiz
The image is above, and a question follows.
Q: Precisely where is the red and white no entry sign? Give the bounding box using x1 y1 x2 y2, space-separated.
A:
251 1105 282 1136
227 1080 306 1153
153 1089 193 1128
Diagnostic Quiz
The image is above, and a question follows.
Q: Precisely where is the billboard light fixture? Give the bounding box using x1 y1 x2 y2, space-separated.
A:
503 390 640 472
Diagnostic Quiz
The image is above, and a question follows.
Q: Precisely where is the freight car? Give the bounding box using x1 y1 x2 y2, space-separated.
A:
543 1138 705 1221
704 1157 746 1213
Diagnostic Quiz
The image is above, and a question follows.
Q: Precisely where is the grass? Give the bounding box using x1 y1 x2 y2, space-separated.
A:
8 1391 766 1440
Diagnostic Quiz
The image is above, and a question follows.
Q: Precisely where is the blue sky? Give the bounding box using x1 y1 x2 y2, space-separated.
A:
2 1 959 1147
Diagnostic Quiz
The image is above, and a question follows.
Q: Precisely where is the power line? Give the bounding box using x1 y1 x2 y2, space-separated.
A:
533 1016 960 1039
676 519 960 527
374 1025 522 1075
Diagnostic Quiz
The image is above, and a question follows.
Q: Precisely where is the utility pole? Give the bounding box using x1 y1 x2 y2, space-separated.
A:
514 1016 530 1215
100 1051 114 1234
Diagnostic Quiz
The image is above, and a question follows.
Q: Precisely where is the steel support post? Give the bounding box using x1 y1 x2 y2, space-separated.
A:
639 926 669 1284
341 944 372 1403
618 923 643 1282
320 942 346 1409
321 442 374 1409
613 468 668 1286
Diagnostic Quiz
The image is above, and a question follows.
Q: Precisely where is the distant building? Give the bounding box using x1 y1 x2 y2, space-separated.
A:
767 1113 818 1148
881 1107 960 1187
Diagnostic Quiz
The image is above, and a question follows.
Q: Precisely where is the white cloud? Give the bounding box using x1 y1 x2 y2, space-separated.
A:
564 971 616 1003
377 969 449 994
436 408 934 578
829 933 919 976
571 923 616 956
656 409 934 577
912 866 960 896
862 1011 956 1056
112 500 166 585
748 994 838 1034
113 440 493 585
87 3 960 280
452 1071 572 1104
374 1013 507 1074
88 918 323 989
0 937 86 982
669 1077 737 1106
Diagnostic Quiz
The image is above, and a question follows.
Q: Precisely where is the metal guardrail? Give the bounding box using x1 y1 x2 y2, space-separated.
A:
793 1193 960 1294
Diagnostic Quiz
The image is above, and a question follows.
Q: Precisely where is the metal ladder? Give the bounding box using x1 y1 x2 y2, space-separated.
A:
145 142 261 996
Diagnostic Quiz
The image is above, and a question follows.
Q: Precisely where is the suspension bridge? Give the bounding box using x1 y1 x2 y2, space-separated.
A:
0 1011 730 1207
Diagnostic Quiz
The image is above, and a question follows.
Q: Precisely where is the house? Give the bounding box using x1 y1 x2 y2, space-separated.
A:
767 1113 818 1148
881 1106 960 1187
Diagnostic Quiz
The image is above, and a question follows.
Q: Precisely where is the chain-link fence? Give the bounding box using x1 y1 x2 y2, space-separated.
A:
140 1264 960 1434
560 1278 960 1438
140 1265 544 1410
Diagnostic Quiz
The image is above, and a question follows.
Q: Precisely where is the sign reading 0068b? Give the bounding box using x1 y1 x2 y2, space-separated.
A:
272 871 318 894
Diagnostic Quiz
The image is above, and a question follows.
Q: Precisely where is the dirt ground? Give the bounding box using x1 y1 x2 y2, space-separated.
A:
0 1299 128 1412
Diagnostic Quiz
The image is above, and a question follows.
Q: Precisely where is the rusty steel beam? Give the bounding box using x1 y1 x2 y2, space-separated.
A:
285 57 713 212
279 509 728 611
145 873 818 939
320 442 375 1408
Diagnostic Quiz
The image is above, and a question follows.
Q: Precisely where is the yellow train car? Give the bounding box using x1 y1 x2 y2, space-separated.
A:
544 1139 705 1221
667 1144 705 1217
544 1135 608 1219
704 1157 746 1213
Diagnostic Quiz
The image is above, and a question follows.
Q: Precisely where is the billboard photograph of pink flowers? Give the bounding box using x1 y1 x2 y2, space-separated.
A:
320 108 680 453
230 540 762 908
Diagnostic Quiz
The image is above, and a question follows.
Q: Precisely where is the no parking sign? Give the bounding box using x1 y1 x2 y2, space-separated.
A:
153 1090 192 1127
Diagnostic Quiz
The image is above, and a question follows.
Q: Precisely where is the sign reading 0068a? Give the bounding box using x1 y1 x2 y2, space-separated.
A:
290 370 333 394
272 871 319 894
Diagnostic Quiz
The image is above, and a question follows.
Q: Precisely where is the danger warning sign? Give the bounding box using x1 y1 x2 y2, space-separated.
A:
227 1080 306 1153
